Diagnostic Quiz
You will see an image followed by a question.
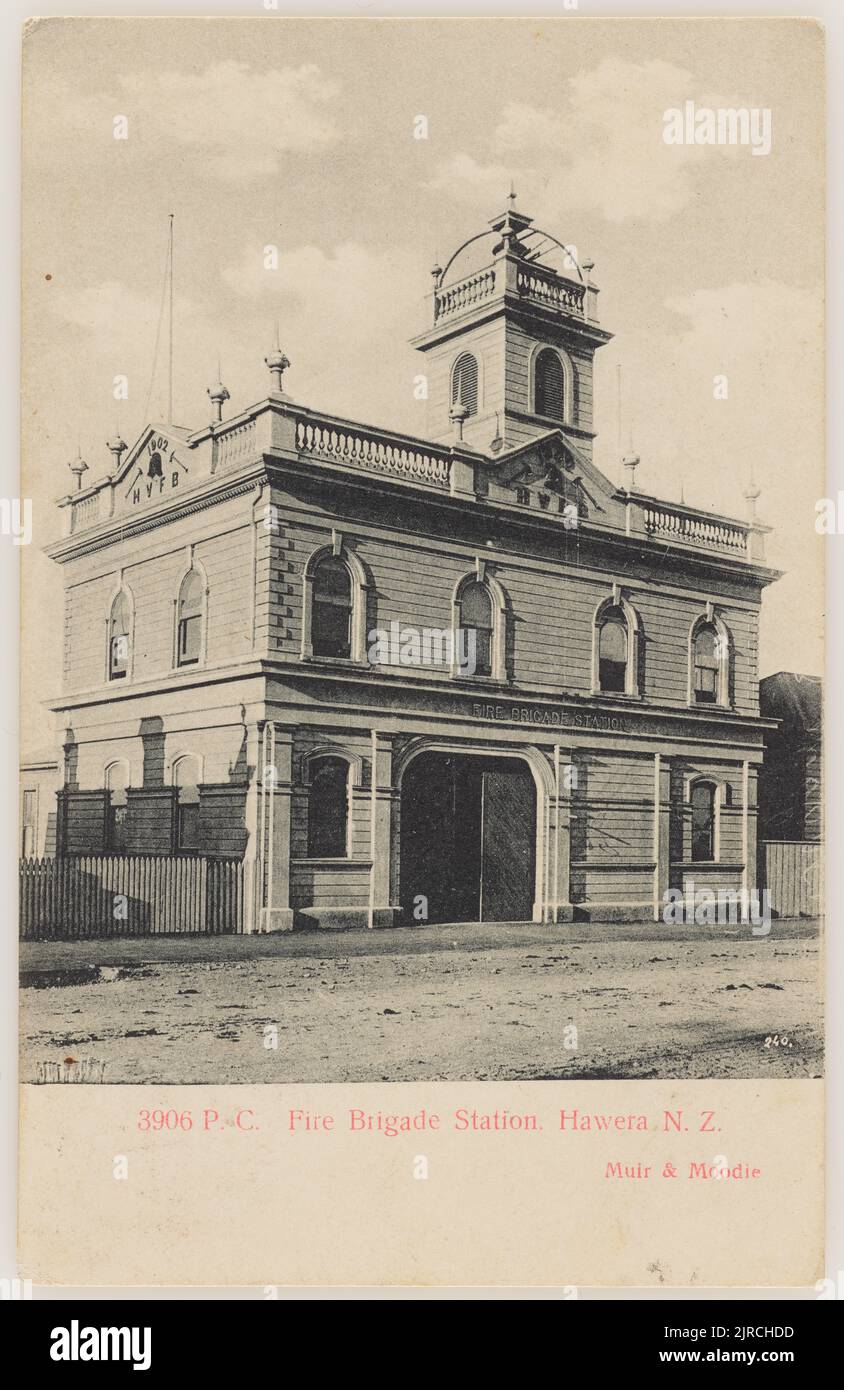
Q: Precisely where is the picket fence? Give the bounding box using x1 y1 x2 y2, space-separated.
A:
19 854 246 939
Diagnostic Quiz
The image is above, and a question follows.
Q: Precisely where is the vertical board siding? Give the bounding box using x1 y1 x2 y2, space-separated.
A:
760 841 821 918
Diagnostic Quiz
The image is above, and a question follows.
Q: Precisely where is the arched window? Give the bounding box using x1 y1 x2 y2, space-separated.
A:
690 781 716 862
307 756 349 858
692 623 720 704
451 353 478 417
459 581 493 677
534 348 564 420
173 754 201 854
105 761 129 853
592 593 640 697
108 591 130 680
598 612 628 693
177 570 204 667
311 555 352 659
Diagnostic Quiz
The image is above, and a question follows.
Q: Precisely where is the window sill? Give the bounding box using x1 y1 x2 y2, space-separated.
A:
293 857 372 868
589 689 643 701
528 410 568 429
301 655 367 669
672 860 745 871
450 673 507 686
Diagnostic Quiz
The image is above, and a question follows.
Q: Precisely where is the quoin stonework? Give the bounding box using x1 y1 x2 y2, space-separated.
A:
39 199 780 931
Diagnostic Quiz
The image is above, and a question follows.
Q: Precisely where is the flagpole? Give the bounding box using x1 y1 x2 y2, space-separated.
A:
168 213 174 423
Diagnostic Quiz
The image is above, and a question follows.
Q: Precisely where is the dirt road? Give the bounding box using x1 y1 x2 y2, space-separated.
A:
20 921 822 1084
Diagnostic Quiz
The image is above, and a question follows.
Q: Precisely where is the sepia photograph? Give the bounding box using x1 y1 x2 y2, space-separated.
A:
18 17 823 1093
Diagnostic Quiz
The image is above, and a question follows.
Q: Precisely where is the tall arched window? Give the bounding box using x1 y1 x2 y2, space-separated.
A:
177 570 204 667
690 781 716 861
173 754 201 853
692 624 720 704
451 353 478 417
592 593 640 697
459 580 493 677
108 591 130 680
598 612 628 693
307 756 349 858
105 761 129 853
311 555 352 658
534 348 564 420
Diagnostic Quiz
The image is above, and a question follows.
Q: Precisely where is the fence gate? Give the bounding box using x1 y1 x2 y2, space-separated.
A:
759 841 822 919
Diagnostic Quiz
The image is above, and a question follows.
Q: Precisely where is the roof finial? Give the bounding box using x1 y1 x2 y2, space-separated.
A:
207 363 230 424
68 446 88 492
743 464 762 522
107 432 127 470
265 336 291 393
508 179 517 208
622 451 640 493
449 382 469 442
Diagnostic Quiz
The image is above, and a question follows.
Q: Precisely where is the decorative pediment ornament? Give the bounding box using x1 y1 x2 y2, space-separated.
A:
117 427 192 513
495 436 574 490
537 435 574 473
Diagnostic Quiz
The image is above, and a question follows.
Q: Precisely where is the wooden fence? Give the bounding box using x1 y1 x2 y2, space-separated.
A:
759 841 822 919
19 854 246 939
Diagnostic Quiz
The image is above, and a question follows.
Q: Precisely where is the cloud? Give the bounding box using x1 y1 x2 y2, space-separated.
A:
425 152 513 204
591 275 823 679
220 239 427 429
50 280 164 339
493 58 745 223
598 277 822 583
656 280 822 502
29 61 340 182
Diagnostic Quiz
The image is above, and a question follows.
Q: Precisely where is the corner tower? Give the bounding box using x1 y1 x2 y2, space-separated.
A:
411 195 613 458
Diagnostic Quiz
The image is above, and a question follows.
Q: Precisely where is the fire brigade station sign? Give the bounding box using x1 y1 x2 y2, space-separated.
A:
471 702 626 731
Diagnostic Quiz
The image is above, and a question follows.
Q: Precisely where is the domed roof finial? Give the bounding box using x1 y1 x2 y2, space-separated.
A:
622 451 640 493
449 383 469 442
107 432 127 470
508 179 517 208
68 448 88 491
743 467 762 522
265 324 290 393
207 361 230 424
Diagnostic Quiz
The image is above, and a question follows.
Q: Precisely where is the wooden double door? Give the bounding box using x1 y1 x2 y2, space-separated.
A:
400 752 536 924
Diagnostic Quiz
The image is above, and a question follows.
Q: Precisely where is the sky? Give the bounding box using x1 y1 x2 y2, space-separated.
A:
20 15 825 749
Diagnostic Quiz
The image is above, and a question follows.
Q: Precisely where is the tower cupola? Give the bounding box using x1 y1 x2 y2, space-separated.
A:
411 193 613 456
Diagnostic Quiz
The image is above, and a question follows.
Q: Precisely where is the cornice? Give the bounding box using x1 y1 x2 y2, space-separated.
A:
46 468 265 562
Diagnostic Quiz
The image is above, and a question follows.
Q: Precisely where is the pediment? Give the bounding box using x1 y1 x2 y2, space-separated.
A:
485 429 623 523
113 426 198 517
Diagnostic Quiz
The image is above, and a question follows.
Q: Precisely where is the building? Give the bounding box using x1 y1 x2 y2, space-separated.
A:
758 673 822 843
20 752 60 858
42 199 781 929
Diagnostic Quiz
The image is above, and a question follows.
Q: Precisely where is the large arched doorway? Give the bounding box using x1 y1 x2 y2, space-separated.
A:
400 752 537 924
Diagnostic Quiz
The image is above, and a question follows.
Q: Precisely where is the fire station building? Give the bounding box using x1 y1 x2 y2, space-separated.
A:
44 201 779 930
